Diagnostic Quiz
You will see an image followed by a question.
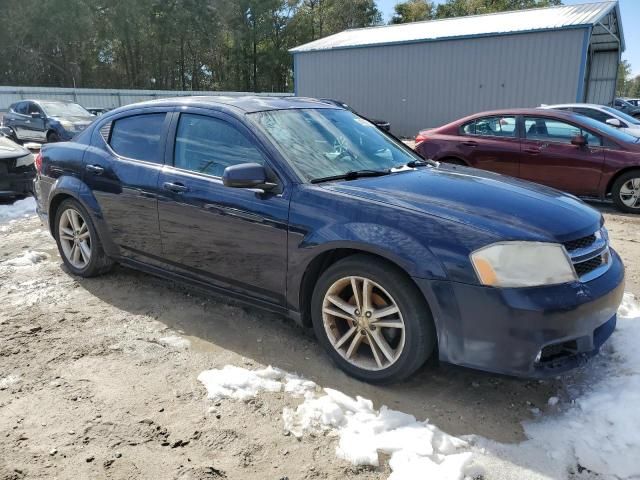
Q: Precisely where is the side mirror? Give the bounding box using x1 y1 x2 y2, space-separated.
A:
30 112 42 119
222 163 276 190
606 118 622 128
571 135 587 147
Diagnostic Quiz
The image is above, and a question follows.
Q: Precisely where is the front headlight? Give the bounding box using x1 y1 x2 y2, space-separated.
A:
470 242 577 288
59 120 74 130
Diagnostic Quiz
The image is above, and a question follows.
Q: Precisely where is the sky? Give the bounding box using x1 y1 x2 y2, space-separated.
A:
376 0 639 76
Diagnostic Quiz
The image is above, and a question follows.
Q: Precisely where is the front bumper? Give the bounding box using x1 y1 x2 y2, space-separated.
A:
415 248 625 377
0 169 35 198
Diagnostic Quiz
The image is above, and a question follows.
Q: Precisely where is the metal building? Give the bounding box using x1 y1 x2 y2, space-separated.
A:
290 1 625 136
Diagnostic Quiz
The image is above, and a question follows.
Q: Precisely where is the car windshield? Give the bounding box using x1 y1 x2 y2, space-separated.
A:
602 106 640 125
40 102 91 117
577 114 640 143
250 108 420 182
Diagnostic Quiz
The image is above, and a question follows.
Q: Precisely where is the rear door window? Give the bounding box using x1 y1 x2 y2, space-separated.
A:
462 116 517 138
109 113 167 163
173 113 265 177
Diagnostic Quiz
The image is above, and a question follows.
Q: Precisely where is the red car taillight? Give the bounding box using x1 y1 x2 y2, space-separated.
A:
415 132 428 145
34 152 43 174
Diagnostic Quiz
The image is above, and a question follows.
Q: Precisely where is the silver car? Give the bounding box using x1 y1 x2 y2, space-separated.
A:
541 103 640 138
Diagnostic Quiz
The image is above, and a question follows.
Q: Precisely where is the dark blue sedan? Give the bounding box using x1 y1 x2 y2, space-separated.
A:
33 96 625 383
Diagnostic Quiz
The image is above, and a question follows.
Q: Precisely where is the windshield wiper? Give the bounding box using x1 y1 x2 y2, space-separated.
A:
310 169 391 184
405 159 430 168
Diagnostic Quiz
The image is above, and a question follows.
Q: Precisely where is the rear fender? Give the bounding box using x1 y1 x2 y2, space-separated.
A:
47 176 119 256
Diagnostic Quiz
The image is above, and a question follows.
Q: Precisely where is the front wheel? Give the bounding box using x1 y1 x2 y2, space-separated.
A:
311 255 436 384
612 170 640 214
47 131 61 143
54 199 113 277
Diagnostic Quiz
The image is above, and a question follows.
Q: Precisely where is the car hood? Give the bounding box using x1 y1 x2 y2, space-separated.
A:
323 166 601 242
50 115 94 125
0 135 30 160
623 126 640 138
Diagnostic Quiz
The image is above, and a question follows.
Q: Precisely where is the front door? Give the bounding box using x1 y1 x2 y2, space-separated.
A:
157 110 289 306
519 116 604 196
24 102 46 141
458 115 520 176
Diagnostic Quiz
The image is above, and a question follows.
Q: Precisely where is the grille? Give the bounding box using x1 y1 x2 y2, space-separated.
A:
574 255 604 277
563 234 596 252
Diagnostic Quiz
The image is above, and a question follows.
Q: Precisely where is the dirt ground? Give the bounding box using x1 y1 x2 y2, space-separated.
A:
1 203 638 480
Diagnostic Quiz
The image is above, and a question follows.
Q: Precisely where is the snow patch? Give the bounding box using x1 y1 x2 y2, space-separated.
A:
198 365 315 402
159 335 191 350
0 374 21 390
4 250 48 267
198 366 474 480
198 294 640 480
0 197 36 223
283 388 475 479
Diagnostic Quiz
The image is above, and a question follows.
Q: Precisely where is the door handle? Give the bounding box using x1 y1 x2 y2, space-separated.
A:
86 164 104 175
524 148 540 155
163 182 188 193
462 141 478 147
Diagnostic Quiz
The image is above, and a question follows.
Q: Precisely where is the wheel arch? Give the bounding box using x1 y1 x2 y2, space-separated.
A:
297 247 433 328
605 166 640 196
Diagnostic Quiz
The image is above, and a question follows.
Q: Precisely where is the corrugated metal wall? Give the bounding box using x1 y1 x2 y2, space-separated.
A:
0 86 292 111
295 28 587 136
585 51 618 104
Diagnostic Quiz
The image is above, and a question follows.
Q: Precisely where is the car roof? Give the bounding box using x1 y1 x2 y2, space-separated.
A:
457 108 587 123
113 96 338 114
542 103 609 110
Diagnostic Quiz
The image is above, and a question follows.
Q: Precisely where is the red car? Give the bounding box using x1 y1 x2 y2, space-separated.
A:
415 109 640 213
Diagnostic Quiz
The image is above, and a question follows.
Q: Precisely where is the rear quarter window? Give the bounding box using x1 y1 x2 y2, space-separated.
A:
109 113 167 163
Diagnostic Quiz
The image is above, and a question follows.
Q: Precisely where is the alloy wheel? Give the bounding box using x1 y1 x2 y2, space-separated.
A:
619 177 640 209
58 208 92 269
322 276 405 371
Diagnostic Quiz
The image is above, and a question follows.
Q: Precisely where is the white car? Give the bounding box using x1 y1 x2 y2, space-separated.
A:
540 103 640 138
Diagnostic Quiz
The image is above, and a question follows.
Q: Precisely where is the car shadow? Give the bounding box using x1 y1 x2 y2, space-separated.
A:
72 264 562 445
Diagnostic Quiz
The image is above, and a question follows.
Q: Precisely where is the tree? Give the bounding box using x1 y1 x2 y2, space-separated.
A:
617 60 632 97
435 0 562 18
390 0 434 24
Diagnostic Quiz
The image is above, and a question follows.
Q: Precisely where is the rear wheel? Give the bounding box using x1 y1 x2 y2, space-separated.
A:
311 255 436 384
612 170 640 214
54 199 113 276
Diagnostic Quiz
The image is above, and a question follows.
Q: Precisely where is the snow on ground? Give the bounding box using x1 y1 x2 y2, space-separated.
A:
158 335 191 350
3 250 48 267
198 293 640 480
199 369 477 479
0 197 36 224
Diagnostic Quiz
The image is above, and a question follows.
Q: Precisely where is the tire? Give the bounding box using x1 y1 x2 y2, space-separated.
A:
311 254 436 384
47 131 60 143
5 128 20 144
611 170 640 214
54 199 113 277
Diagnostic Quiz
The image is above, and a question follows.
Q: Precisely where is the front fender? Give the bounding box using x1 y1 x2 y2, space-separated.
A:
299 223 447 279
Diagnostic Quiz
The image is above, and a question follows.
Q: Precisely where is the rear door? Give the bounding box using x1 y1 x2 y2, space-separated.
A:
457 115 520 176
156 109 289 306
83 109 170 261
519 116 604 196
